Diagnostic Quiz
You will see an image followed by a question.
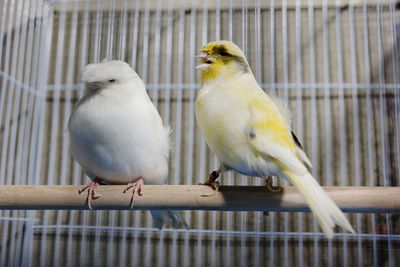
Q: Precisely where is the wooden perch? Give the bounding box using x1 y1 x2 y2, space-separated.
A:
0 185 399 213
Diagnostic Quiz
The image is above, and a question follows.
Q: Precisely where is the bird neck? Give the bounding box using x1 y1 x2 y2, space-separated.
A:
201 64 245 85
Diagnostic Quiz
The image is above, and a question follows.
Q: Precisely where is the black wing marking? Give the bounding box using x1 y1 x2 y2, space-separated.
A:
291 131 303 150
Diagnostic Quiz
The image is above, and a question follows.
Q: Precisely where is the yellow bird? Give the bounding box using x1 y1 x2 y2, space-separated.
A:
194 40 355 238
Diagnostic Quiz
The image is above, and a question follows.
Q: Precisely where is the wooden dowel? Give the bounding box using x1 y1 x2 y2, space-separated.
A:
0 185 398 213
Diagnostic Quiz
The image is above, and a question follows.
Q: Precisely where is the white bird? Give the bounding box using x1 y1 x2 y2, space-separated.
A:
68 60 187 229
195 41 354 238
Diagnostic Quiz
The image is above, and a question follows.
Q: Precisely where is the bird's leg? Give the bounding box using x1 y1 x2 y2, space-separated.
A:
263 176 282 215
265 176 282 193
123 177 144 208
200 169 222 185
199 169 221 197
78 177 102 210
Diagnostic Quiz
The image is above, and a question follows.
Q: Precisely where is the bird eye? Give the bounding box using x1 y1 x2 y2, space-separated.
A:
109 79 116 83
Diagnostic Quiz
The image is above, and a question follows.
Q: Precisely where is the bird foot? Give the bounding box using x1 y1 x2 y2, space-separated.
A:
79 178 102 209
123 177 144 208
201 181 220 197
199 170 221 197
265 176 282 193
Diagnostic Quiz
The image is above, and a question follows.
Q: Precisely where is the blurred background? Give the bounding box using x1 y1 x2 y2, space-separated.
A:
0 0 399 266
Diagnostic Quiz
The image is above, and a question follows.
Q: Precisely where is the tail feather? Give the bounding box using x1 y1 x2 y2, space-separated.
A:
150 210 189 230
285 171 355 238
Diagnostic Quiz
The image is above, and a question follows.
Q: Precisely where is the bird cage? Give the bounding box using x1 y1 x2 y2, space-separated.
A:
0 0 399 266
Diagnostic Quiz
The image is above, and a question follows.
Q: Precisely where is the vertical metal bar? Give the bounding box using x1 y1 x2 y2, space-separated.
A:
254 2 262 266
0 0 9 162
241 2 248 267
348 2 362 266
308 1 319 266
225 172 234 267
227 2 234 266
269 0 275 91
39 2 67 266
21 1 49 265
196 1 208 266
0 0 8 69
362 1 377 265
376 2 393 266
170 4 185 265
210 3 220 267
171 1 185 266
66 2 88 267
215 0 220 40
0 0 8 243
163 0 173 127
92 2 104 265
53 2 78 267
183 2 197 266
130 0 140 69
119 0 128 60
140 0 150 83
295 1 302 267
0 0 15 190
335 1 348 265
14 1 34 265
280 0 288 266
139 2 152 267
5 0 23 188
229 0 233 41
121 3 138 266
322 1 332 186
106 0 115 59
106 1 117 264
376 1 387 187
32 2 54 266
390 0 400 187
4 0 24 265
150 2 163 267
80 1 102 266
152 0 162 106
118 3 128 266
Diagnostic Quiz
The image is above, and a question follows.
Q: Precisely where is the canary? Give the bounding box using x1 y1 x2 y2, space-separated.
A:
194 41 354 238
68 60 187 229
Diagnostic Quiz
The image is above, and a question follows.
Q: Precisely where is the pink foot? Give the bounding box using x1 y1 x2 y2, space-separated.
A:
79 177 102 209
123 177 144 208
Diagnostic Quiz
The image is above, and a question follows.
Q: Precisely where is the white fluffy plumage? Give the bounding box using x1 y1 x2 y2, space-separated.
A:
68 60 186 229
69 60 169 184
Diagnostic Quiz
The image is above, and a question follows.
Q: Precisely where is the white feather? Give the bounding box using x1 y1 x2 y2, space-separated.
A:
68 60 186 228
284 170 355 238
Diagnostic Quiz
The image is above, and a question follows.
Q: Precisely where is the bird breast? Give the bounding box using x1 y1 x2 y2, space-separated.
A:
68 89 169 184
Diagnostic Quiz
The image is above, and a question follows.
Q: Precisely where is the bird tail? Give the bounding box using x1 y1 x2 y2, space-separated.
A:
150 210 189 230
284 170 355 238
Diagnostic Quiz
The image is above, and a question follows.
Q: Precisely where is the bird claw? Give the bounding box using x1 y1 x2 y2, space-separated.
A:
124 178 144 208
201 181 220 197
198 170 221 197
79 178 102 209
265 176 282 193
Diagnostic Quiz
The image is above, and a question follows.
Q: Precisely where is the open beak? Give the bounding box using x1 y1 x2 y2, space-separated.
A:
85 82 102 91
195 53 212 70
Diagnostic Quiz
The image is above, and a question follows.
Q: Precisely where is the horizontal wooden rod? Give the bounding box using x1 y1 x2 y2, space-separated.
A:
0 185 398 213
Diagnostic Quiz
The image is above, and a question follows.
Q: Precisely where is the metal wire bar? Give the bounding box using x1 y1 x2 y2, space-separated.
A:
30 225 400 241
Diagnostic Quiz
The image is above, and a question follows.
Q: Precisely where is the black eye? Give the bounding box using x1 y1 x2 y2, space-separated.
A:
109 79 116 83
219 50 231 57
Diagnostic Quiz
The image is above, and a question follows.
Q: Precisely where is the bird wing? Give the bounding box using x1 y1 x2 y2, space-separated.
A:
245 93 307 175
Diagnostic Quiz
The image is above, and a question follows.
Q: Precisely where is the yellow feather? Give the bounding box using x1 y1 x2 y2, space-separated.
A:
195 40 355 238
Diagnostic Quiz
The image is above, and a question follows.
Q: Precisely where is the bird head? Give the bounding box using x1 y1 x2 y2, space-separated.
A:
81 60 138 91
196 40 250 84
